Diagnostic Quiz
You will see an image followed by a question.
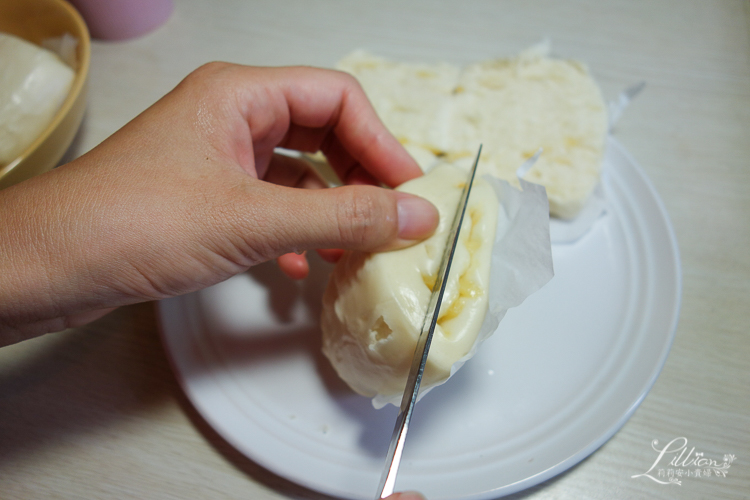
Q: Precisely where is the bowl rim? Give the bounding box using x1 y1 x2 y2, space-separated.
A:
0 0 91 181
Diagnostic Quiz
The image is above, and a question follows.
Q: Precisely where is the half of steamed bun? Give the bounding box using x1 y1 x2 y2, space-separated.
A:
321 163 499 401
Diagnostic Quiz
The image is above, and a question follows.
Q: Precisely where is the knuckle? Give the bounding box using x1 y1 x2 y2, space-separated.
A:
336 70 362 90
177 61 234 95
192 61 232 79
326 69 365 104
334 187 396 249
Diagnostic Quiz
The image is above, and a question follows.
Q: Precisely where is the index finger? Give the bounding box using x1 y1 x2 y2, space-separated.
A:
268 67 423 187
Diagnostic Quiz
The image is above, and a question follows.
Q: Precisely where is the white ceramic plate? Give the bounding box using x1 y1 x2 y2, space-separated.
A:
159 137 681 499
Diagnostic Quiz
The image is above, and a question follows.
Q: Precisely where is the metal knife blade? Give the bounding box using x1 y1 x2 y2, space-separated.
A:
376 145 483 499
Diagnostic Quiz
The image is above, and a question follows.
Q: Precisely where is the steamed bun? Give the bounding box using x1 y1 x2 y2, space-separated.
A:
321 163 499 400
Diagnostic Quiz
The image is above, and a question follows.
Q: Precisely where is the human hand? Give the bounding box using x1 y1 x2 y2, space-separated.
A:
0 63 438 345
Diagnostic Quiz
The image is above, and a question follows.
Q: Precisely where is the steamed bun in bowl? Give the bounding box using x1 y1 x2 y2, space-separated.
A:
0 33 75 166
0 0 90 190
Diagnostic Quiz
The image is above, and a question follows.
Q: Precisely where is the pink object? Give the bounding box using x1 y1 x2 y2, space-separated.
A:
67 0 174 41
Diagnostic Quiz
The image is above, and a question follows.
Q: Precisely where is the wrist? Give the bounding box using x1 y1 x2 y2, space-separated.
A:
0 170 92 344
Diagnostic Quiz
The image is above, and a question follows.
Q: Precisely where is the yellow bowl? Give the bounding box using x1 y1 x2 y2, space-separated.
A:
0 0 90 190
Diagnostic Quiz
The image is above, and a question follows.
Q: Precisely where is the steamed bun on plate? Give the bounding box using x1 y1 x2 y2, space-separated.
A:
321 163 499 403
337 43 608 219
0 32 75 167
321 160 555 408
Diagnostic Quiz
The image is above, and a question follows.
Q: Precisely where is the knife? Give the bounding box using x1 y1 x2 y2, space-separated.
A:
376 145 483 498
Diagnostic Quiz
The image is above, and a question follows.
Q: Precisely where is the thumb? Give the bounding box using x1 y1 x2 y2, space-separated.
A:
243 183 439 260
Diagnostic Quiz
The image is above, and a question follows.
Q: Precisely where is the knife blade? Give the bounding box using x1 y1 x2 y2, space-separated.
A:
376 145 483 499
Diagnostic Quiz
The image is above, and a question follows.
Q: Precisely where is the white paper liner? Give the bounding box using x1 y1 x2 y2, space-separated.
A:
372 172 554 408
549 181 607 244
608 81 646 133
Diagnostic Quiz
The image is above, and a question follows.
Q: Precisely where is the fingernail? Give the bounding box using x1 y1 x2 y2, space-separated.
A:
396 193 439 240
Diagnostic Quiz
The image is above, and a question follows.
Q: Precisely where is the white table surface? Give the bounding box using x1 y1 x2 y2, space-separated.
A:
1 1 749 498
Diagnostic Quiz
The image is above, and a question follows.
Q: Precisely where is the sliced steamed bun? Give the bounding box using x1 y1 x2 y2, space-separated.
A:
336 43 608 220
322 163 498 402
321 162 554 408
